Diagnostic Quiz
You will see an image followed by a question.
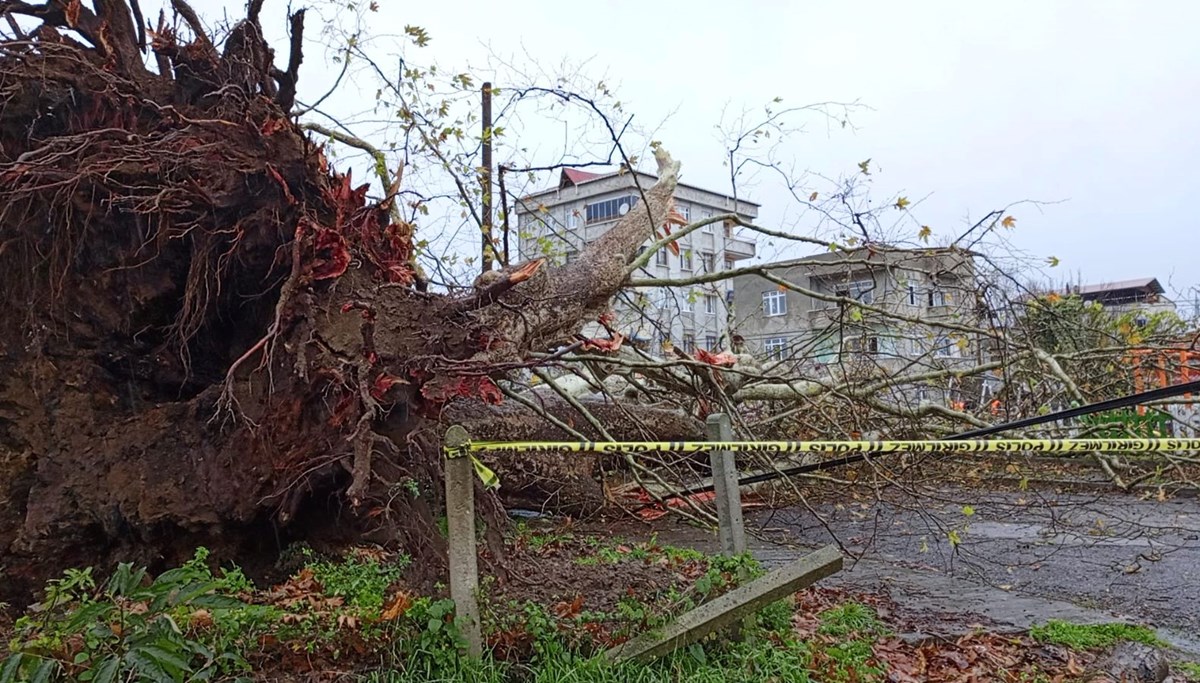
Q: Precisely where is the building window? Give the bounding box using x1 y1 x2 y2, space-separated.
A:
563 249 578 265
701 210 714 233
822 280 875 308
585 195 638 224
701 252 716 273
567 210 580 229
907 284 918 306
657 290 673 311
928 288 951 307
679 249 694 271
764 337 788 360
704 294 718 314
724 220 733 239
724 258 736 271
878 335 898 358
705 335 718 350
933 333 960 357
814 334 838 364
676 203 691 221
844 281 875 304
762 290 787 317
655 248 669 267
842 334 879 357
683 333 696 353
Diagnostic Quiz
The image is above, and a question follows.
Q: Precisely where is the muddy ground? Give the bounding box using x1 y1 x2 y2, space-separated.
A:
591 480 1200 654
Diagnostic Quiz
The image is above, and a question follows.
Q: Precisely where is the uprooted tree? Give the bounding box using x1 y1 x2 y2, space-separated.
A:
0 0 709 601
3 0 1198 607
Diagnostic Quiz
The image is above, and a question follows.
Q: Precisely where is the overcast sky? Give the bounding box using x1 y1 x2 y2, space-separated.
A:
201 0 1200 305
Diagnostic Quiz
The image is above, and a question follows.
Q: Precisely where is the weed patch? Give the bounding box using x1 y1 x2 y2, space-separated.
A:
1028 619 1164 649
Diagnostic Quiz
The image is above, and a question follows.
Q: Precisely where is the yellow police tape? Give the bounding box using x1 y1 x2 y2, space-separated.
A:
446 437 1200 458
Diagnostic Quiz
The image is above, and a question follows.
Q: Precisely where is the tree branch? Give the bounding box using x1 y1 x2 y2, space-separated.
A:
169 0 213 55
3 0 103 48
273 9 304 113
128 0 145 51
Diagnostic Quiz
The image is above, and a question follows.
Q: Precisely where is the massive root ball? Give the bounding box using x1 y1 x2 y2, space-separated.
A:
0 2 458 599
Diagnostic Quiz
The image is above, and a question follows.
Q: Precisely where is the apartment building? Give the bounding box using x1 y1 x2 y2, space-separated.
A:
517 167 759 354
730 247 985 405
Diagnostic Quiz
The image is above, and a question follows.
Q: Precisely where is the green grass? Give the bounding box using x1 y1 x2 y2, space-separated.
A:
816 602 887 639
369 639 817 683
811 603 889 682
1028 619 1165 649
1178 661 1200 682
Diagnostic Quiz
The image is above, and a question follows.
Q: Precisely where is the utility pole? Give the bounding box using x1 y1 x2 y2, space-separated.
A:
480 82 494 275
499 164 511 268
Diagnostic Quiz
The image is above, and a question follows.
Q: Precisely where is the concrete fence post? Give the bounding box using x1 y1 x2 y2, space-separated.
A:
705 412 753 637
705 413 746 556
443 425 483 657
604 545 844 662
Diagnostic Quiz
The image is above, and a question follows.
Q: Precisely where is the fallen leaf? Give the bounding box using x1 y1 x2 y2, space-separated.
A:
552 594 584 618
940 650 970 669
189 609 213 629
381 592 412 621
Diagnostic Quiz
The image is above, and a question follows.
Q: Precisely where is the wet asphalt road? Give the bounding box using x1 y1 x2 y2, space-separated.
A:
639 484 1200 650
750 486 1200 634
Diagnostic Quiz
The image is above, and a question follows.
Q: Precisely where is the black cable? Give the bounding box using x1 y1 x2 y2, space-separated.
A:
667 378 1200 499
949 378 1200 439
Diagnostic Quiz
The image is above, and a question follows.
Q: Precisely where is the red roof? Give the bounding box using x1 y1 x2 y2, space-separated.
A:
559 168 603 188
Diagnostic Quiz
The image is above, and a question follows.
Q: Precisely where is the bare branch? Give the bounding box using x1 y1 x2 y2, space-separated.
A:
168 0 213 55
273 9 304 113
